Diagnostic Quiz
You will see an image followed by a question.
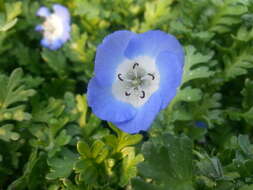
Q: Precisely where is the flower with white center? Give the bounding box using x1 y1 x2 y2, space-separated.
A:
87 30 184 134
35 4 71 50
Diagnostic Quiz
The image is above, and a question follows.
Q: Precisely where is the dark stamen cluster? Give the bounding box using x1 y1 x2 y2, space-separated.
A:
117 62 155 99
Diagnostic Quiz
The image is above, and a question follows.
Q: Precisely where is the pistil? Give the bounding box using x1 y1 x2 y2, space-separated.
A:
117 62 155 99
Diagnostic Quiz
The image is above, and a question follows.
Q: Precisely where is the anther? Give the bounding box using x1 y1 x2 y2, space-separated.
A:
125 91 131 96
147 73 155 80
133 62 139 69
118 73 124 81
140 91 145 99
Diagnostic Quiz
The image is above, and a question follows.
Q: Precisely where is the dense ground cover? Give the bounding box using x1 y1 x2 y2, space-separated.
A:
1 0 253 189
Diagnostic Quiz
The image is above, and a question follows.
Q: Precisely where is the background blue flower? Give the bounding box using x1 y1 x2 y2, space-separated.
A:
36 4 71 50
87 30 184 134
195 121 208 129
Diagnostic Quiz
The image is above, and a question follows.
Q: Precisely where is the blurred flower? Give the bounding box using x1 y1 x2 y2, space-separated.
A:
195 121 208 129
87 30 184 134
35 4 71 50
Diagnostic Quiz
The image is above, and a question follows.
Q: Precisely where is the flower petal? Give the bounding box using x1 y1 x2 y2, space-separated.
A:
114 91 162 134
53 4 70 23
36 7 50 17
35 25 44 32
50 39 64 50
94 30 136 86
62 32 71 42
87 77 137 123
156 51 183 109
41 38 63 50
124 30 184 63
40 38 50 49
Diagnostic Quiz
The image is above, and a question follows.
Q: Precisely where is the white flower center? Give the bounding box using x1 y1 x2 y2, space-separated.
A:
43 14 63 41
112 56 160 108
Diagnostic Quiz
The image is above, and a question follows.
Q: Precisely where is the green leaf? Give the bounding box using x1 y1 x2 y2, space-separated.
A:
239 184 253 190
120 147 144 186
208 0 248 33
76 95 88 127
0 68 35 109
74 0 100 18
196 156 224 179
5 2 22 21
55 130 71 147
32 98 65 123
74 159 98 184
242 107 253 123
90 140 109 163
141 0 174 30
117 133 143 152
241 78 253 109
0 68 35 122
233 26 253 42
107 123 142 152
77 141 91 158
223 48 253 80
7 150 46 190
0 18 17 32
198 93 224 127
46 149 78 180
176 87 202 102
238 135 253 157
65 25 88 63
133 134 194 190
182 46 214 84
0 124 19 142
41 49 67 76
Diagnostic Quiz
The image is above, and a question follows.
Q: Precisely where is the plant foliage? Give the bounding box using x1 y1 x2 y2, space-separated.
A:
1 0 253 190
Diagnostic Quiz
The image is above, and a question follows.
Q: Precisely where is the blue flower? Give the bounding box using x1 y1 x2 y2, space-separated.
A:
35 4 71 50
87 30 184 134
195 121 208 129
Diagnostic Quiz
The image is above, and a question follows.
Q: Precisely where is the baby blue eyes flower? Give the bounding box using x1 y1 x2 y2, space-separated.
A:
87 30 184 134
35 4 71 50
